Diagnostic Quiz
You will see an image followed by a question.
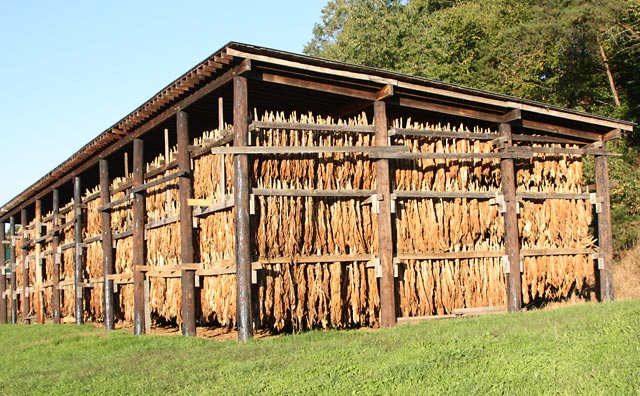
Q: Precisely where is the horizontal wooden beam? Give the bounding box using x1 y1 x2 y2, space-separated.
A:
520 248 596 257
517 192 590 200
144 160 179 180
602 129 621 142
252 188 375 198
393 190 497 200
371 151 510 160
129 170 185 195
389 127 498 140
192 194 235 218
226 47 398 86
396 251 503 260
211 145 407 156
395 248 596 261
189 131 234 159
511 134 585 145
521 119 601 141
250 121 375 134
398 97 504 123
451 306 507 316
251 72 378 101
377 84 394 100
397 80 633 131
502 109 522 123
99 194 132 213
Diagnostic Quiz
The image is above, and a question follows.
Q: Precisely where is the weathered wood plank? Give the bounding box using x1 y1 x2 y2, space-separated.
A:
375 100 396 328
211 145 407 155
389 127 499 140
393 190 497 200
251 188 375 198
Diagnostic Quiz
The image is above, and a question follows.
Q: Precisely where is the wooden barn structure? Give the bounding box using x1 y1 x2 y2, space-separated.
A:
0 42 633 341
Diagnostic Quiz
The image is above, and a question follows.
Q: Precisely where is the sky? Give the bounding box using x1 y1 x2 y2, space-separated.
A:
0 0 328 208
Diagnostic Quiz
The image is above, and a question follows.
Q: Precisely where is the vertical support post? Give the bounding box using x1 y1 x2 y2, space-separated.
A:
133 138 146 335
164 128 172 209
499 123 522 312
234 76 253 343
144 278 151 333
0 223 7 324
9 216 17 324
52 189 61 324
178 110 196 336
595 152 614 301
21 208 30 324
218 97 226 197
73 177 84 324
35 199 44 324
374 100 396 327
100 160 115 330
218 97 224 131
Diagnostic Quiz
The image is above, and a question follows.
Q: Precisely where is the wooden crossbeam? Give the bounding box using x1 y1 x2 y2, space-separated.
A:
211 146 406 156
251 72 378 101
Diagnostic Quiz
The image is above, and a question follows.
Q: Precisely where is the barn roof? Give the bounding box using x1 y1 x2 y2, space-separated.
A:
0 41 634 222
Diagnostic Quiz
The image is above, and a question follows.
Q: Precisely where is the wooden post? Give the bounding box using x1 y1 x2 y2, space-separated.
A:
595 153 614 301
177 110 197 336
100 160 115 330
218 97 226 197
0 223 7 324
234 76 253 343
499 123 522 312
133 138 146 335
73 177 84 325
374 100 396 327
52 189 61 324
9 216 17 324
35 199 44 324
21 208 30 324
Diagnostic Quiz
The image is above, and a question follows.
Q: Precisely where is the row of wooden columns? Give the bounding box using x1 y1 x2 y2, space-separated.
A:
499 122 614 307
0 80 615 336
97 111 197 335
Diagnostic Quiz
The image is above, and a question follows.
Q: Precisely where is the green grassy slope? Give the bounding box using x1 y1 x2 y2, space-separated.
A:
0 301 638 396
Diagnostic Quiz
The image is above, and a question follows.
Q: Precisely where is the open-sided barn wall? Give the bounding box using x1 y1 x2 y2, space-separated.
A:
0 43 632 339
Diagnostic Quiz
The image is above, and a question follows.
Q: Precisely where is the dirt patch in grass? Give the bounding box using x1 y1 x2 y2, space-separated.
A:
615 245 640 300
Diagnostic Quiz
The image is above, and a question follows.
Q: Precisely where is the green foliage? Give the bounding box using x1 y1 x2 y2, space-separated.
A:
0 301 639 395
306 0 640 252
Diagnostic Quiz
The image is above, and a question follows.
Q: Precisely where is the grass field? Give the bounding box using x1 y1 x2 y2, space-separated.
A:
0 301 638 396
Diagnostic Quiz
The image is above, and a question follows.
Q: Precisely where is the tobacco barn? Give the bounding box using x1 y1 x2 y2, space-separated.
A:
0 42 633 341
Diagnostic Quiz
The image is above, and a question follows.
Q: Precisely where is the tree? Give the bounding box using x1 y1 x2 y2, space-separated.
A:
306 0 640 251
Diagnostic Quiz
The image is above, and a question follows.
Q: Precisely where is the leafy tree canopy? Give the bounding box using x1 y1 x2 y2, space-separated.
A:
306 0 640 250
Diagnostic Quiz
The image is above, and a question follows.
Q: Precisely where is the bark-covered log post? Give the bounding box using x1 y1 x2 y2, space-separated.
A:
234 76 253 343
73 177 84 324
100 159 115 330
178 110 197 336
133 138 146 335
374 100 396 327
499 122 522 312
595 152 614 301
